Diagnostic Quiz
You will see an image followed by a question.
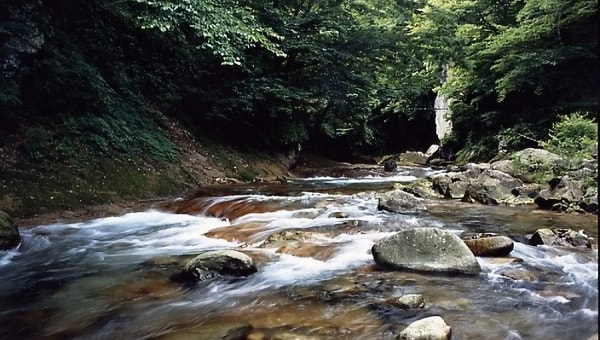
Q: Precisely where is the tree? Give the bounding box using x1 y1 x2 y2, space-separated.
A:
414 0 598 161
123 0 286 65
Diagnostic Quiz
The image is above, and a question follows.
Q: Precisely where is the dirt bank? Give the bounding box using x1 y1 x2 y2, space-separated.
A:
2 119 297 227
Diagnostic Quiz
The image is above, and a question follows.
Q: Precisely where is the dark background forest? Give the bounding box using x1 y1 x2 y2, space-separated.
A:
0 0 597 215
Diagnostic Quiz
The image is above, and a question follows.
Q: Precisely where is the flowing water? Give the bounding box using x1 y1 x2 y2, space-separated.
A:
0 166 597 339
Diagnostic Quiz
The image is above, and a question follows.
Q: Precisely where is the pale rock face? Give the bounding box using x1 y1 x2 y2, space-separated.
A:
434 95 452 143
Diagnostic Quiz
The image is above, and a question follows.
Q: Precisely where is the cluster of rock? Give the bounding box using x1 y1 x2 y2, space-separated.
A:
165 221 591 339
391 148 597 214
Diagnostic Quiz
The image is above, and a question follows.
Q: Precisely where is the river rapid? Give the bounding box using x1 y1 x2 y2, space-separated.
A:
0 165 597 339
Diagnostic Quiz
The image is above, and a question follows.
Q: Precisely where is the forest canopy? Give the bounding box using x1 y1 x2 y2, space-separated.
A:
1 0 597 162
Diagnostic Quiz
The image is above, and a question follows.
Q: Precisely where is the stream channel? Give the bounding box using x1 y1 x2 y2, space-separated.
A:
1 164 597 339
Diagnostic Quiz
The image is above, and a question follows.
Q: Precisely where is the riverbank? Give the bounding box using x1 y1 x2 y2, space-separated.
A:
1 119 297 224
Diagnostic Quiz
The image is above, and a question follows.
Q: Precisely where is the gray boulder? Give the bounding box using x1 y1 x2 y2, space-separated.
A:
377 189 427 213
372 227 481 275
461 233 514 257
399 151 428 165
0 211 21 250
490 159 516 177
173 250 257 282
395 179 443 200
397 316 452 340
534 176 585 212
580 186 598 214
510 148 563 183
462 169 525 206
431 172 470 199
529 228 591 248
461 162 491 179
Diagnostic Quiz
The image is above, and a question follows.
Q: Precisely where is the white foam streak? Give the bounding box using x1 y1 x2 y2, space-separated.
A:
301 175 417 183
0 248 19 265
257 238 376 287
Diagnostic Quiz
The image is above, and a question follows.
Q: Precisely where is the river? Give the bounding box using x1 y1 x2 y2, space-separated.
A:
0 165 597 339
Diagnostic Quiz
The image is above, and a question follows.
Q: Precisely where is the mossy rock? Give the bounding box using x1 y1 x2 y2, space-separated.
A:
0 210 21 250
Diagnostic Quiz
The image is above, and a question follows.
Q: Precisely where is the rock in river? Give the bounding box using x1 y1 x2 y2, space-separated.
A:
461 233 514 257
172 249 257 282
397 315 452 340
372 227 481 275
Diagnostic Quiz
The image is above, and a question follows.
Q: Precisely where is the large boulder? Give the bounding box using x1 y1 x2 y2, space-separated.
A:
430 172 470 199
461 163 491 179
0 211 21 250
510 148 563 183
534 176 585 212
397 316 452 340
529 228 591 248
398 151 428 165
172 250 257 282
580 186 598 214
372 227 481 275
377 189 427 213
395 179 443 200
462 169 526 206
461 233 514 257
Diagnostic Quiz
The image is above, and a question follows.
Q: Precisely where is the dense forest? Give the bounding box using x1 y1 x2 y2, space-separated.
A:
0 0 597 185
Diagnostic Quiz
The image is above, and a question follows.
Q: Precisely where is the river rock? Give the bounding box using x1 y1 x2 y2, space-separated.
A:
384 158 398 172
490 159 516 177
387 293 426 309
377 189 426 213
534 176 585 212
431 172 470 199
461 233 514 256
425 144 441 160
397 316 451 340
372 227 481 275
260 230 316 248
0 210 21 250
529 228 591 248
462 169 525 206
461 162 491 178
499 269 538 281
398 151 428 165
580 186 598 214
173 250 257 282
510 148 563 183
395 179 443 200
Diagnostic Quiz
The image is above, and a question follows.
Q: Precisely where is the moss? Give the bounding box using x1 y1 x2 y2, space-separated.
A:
0 155 188 218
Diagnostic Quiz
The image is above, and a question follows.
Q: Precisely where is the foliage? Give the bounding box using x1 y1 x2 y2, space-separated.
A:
540 112 598 160
126 0 286 65
431 0 598 161
1 0 597 169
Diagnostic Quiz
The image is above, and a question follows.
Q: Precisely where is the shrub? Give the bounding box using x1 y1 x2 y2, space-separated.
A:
541 112 597 160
